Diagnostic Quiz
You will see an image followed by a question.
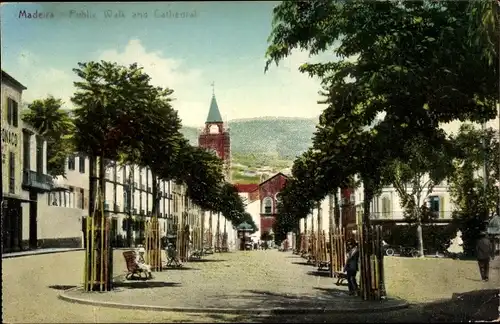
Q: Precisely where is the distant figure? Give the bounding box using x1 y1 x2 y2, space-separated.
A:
476 232 494 282
344 239 360 296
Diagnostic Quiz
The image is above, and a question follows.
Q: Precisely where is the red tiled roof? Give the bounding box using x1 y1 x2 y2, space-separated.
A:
234 184 259 193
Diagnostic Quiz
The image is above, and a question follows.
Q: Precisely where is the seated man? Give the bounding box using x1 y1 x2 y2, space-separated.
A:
134 249 153 279
166 243 182 267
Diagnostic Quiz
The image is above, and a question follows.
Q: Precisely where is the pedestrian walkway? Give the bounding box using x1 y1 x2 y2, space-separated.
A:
2 247 84 259
60 250 408 314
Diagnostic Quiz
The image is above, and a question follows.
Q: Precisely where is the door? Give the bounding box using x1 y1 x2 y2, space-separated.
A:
29 191 38 249
2 199 22 252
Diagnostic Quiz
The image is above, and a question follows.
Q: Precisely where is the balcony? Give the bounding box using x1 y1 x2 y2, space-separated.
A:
22 170 53 192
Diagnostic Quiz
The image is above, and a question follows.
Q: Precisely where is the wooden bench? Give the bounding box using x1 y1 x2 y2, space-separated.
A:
123 251 151 280
334 271 347 285
317 261 330 271
165 248 183 268
189 250 202 261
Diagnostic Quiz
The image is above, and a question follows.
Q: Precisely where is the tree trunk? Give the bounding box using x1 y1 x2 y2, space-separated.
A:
363 185 373 226
151 174 159 217
98 156 106 207
334 189 341 227
88 156 97 217
415 191 424 257
317 201 322 232
126 168 133 248
329 193 335 231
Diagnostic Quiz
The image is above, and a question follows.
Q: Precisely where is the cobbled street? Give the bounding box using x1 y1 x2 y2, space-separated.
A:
3 250 499 323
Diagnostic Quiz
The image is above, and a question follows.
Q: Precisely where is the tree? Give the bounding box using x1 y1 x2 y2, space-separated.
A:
177 143 225 212
22 96 75 177
217 182 246 226
71 61 160 217
449 123 500 257
265 0 498 225
381 133 455 256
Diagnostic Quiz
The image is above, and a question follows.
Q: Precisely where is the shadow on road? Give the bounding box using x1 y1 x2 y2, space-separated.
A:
291 261 312 266
48 285 78 291
114 281 181 289
163 267 201 271
306 271 332 278
207 289 499 323
188 259 228 263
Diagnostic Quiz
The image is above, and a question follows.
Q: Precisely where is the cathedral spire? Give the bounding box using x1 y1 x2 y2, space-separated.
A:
206 83 223 123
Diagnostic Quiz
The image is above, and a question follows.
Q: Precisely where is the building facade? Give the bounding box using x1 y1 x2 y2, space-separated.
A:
258 172 288 235
1 70 55 252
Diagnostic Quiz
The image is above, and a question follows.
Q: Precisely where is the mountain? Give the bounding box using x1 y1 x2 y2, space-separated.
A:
180 117 318 160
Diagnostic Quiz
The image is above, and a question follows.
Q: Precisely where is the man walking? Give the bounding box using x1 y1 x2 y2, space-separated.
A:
476 231 494 282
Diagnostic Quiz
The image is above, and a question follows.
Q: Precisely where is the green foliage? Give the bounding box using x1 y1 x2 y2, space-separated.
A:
22 96 75 177
449 124 499 257
70 60 230 216
217 183 246 226
179 143 225 211
71 61 159 160
381 133 455 218
266 0 498 231
383 222 458 253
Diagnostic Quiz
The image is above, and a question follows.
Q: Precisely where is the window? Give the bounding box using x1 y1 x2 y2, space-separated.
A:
7 98 19 127
69 187 74 208
263 197 273 214
123 191 129 211
428 196 440 214
9 152 15 193
36 136 43 173
23 133 30 170
78 188 84 209
79 156 85 173
122 166 127 183
68 155 75 170
381 197 391 218
49 192 59 206
139 168 143 188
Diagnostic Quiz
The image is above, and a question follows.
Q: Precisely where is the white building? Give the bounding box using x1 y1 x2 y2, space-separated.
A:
2 70 57 252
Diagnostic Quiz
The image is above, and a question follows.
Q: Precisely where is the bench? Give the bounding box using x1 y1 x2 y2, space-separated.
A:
317 261 330 271
189 250 202 261
123 251 151 280
165 248 183 268
334 271 347 285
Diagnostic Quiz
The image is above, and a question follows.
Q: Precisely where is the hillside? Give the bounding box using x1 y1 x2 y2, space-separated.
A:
180 117 318 183
181 117 318 159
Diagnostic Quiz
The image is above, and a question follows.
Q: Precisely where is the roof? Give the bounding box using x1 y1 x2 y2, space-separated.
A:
258 172 288 188
237 222 253 231
1 70 27 91
206 94 223 123
487 215 500 235
234 183 259 193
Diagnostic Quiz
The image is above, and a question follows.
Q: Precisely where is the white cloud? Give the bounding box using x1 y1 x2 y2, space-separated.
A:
98 39 207 127
14 40 342 127
15 51 75 106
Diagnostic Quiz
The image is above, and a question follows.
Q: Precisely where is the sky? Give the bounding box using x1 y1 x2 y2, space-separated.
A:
1 2 336 127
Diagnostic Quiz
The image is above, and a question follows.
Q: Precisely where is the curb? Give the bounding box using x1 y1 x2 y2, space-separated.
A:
59 287 409 315
2 248 85 259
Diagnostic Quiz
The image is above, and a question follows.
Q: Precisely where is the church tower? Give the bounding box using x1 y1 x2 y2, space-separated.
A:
198 86 231 181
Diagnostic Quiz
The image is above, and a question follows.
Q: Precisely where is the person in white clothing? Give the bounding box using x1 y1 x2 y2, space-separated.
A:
134 248 153 279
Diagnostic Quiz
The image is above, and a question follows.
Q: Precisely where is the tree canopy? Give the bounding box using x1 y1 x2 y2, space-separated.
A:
22 96 75 177
266 0 498 235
